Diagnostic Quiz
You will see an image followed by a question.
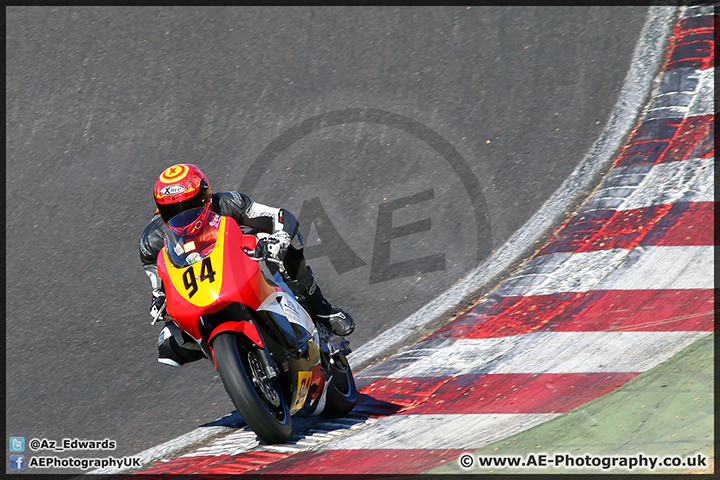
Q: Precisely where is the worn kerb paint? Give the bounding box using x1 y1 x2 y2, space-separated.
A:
90 5 716 475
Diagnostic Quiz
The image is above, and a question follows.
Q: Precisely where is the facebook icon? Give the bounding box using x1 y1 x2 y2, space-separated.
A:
10 455 25 470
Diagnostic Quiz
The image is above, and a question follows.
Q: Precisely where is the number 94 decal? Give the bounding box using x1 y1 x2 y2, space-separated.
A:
183 257 217 297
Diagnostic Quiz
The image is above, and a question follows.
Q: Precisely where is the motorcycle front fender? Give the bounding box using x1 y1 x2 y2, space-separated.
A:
209 320 264 347
208 320 264 369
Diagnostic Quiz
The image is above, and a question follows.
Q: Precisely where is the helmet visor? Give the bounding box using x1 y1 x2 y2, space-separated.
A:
157 181 209 223
164 207 220 267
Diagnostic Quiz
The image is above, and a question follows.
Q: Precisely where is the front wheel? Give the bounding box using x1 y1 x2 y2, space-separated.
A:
321 354 357 418
213 332 292 443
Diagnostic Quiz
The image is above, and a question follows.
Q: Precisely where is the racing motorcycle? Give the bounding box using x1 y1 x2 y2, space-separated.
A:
154 208 357 444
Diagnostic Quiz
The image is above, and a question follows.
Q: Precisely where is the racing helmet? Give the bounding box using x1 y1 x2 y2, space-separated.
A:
154 164 212 235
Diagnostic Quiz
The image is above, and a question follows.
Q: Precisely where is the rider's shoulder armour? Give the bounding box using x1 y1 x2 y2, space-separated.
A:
213 191 252 220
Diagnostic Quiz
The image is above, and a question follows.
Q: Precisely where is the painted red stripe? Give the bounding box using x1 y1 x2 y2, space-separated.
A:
665 15 716 71
428 289 714 341
615 115 714 167
359 372 638 415
137 451 292 475
657 115 714 164
538 202 714 255
638 202 715 247
257 448 469 474
680 14 715 31
136 453 235 474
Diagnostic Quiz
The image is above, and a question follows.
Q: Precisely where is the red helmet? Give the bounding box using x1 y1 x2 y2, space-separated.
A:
154 164 212 233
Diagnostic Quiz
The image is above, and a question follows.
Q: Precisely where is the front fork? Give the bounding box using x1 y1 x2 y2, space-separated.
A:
254 344 278 381
198 317 213 361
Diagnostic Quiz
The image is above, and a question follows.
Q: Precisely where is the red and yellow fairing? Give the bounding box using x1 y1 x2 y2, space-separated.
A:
158 217 281 341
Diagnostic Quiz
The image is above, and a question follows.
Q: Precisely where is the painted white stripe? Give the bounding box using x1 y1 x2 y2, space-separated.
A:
617 157 714 211
645 68 715 120
178 415 368 458
644 101 690 121
496 249 629 296
181 428 259 457
315 413 560 450
595 245 713 291
683 5 714 17
687 68 714 117
582 157 714 213
495 245 713 297
387 331 711 378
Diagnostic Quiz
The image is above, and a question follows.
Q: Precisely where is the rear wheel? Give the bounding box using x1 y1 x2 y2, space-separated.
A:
321 354 357 418
213 332 291 443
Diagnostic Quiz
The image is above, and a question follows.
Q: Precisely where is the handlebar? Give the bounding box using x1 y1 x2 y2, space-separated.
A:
242 247 284 265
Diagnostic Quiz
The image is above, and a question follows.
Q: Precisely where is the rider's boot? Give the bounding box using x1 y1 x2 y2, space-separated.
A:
157 321 205 367
295 264 355 337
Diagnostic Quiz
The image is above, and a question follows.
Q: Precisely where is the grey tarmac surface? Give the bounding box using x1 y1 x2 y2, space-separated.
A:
6 6 649 471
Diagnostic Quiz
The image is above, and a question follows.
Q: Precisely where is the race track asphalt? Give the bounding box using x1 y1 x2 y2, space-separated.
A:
6 6 648 470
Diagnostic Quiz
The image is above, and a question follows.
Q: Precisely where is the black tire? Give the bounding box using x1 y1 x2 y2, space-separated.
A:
321 354 357 418
213 332 292 443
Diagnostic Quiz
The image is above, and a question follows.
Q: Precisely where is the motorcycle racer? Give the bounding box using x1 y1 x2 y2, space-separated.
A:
139 163 355 367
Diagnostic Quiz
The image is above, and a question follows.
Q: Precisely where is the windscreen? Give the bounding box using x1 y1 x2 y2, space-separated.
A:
164 207 221 268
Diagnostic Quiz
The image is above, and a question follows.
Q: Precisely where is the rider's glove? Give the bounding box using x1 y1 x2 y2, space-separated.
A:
255 231 291 261
150 290 166 324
